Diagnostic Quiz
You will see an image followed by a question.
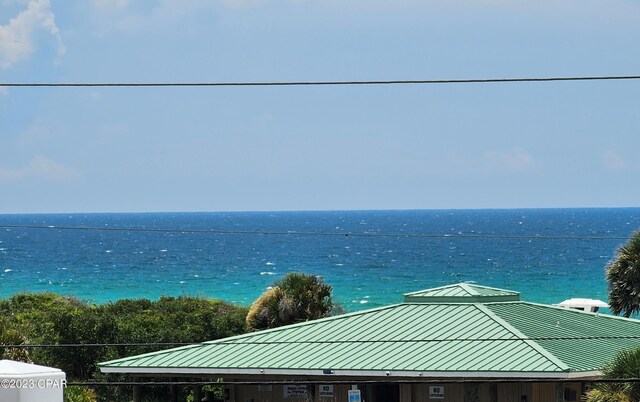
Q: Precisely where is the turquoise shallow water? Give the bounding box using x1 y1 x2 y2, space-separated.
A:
0 208 638 312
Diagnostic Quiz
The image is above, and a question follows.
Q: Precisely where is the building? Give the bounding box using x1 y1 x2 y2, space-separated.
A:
99 283 640 402
0 360 66 402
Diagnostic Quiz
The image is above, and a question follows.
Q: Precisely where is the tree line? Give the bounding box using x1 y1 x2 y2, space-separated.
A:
0 272 336 401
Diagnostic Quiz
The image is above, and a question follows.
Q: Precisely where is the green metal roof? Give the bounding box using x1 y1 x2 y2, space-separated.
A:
100 284 640 379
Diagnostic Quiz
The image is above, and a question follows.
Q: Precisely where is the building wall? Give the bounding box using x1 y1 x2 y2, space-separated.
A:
230 382 353 402
228 381 587 402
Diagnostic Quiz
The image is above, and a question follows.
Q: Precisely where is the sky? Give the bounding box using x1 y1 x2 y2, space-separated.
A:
1 0 639 214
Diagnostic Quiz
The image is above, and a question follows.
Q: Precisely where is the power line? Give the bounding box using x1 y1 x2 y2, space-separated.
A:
2 74 640 88
63 378 640 386
5 334 640 349
0 343 191 348
0 224 631 240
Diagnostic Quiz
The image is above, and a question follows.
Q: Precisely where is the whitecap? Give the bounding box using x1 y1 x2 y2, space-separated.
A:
260 272 276 275
4 269 12 273
360 300 368 304
179 281 186 284
105 250 113 253
265 262 275 266
160 249 168 253
335 263 344 267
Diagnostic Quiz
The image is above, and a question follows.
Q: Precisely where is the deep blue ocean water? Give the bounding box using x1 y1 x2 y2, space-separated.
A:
0 208 638 312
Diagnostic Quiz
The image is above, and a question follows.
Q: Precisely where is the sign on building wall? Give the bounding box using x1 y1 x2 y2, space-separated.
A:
283 385 309 399
429 385 445 399
348 389 361 402
319 385 334 398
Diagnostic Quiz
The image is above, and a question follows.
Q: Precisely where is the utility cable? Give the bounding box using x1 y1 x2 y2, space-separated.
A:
0 224 632 240
2 74 640 88
5 334 640 348
64 378 640 386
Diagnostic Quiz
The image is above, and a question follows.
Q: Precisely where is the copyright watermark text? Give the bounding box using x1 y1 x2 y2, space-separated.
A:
0 378 67 389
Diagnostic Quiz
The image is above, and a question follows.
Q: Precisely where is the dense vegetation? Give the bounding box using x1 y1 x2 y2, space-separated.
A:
0 272 336 401
0 293 249 401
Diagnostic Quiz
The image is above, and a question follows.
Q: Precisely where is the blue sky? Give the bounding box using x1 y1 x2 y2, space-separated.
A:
1 0 639 213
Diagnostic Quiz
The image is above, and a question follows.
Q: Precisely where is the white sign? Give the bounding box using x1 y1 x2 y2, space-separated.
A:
319 384 334 398
348 389 361 402
429 385 445 399
284 385 309 399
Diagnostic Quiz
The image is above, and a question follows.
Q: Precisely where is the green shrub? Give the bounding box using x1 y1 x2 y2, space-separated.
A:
64 385 97 402
0 292 249 402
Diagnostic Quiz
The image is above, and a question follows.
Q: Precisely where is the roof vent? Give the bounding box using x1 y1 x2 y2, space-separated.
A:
403 283 520 303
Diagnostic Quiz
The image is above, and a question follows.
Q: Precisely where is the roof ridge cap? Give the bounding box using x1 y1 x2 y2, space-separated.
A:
459 283 478 296
474 303 570 371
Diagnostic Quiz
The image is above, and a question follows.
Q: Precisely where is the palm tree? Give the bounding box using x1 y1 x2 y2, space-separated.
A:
246 273 334 331
587 347 640 402
246 287 289 331
606 230 640 317
277 272 333 321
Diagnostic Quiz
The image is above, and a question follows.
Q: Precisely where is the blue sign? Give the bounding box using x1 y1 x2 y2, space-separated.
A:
348 389 361 402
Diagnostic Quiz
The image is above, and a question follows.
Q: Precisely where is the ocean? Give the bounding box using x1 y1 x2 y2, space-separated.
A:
0 208 638 312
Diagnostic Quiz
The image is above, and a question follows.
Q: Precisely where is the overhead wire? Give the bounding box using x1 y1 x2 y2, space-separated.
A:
2 74 640 88
0 224 632 240
64 377 640 386
5 333 640 349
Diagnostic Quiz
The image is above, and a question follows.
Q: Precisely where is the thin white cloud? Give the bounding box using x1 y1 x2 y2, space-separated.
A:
602 150 626 171
221 0 265 9
91 0 128 11
484 148 535 172
0 155 78 182
438 148 535 176
89 90 102 101
0 0 65 69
